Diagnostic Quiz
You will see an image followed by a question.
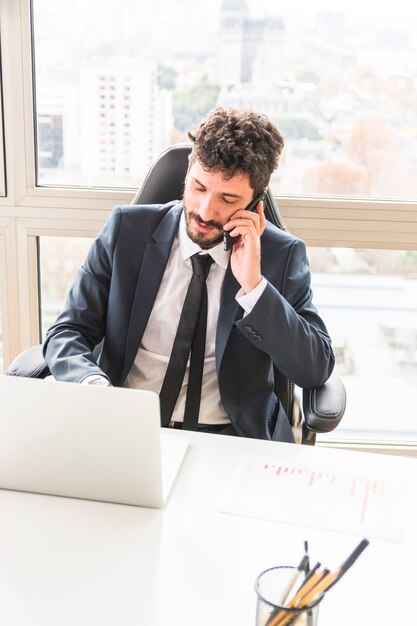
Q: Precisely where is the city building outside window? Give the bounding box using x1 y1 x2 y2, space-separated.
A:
31 0 417 202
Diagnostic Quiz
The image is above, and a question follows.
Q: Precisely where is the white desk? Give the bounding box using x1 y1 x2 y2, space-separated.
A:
0 431 416 625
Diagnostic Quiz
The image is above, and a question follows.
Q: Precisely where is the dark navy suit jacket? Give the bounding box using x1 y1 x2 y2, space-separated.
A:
43 202 334 441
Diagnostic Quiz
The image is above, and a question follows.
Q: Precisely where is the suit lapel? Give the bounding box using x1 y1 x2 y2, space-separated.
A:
122 203 242 381
122 206 181 381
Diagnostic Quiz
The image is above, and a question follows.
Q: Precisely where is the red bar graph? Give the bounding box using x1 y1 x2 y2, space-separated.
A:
220 455 405 541
262 462 387 524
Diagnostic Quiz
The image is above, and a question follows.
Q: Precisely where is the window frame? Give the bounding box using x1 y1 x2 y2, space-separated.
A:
0 0 416 452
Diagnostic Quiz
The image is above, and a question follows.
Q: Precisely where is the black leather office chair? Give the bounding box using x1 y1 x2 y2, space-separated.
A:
7 143 346 444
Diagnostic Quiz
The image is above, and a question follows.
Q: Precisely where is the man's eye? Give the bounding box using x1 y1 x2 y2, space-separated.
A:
223 197 238 205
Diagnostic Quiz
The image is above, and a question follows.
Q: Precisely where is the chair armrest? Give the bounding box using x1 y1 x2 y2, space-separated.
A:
302 375 346 434
6 344 50 379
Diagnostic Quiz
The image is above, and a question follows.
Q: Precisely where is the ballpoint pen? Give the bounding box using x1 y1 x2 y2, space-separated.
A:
303 540 310 575
276 539 371 626
297 538 370 608
317 538 370 594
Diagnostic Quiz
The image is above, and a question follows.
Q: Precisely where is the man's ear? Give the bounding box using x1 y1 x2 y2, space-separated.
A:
182 161 191 198
184 157 192 184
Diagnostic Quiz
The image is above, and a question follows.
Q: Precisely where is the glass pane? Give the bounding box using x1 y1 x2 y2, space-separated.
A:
309 248 417 442
0 39 5 197
0 235 4 372
39 237 94 340
32 0 417 200
39 237 417 443
0 309 3 373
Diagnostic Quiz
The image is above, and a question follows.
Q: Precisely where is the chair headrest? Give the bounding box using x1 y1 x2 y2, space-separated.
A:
131 143 191 206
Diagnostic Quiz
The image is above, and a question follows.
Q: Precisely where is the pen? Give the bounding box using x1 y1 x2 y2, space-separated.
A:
303 540 310 574
263 539 370 626
278 554 310 605
320 538 370 593
267 563 325 626
296 539 370 608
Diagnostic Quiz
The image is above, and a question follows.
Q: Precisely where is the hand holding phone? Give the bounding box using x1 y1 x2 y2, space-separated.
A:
223 191 266 251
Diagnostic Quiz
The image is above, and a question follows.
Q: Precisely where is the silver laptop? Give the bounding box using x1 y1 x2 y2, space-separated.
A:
0 375 188 507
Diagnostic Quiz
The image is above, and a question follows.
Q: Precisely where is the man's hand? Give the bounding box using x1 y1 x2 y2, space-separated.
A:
223 199 266 293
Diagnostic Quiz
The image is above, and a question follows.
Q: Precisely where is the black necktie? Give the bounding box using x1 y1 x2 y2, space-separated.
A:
159 253 213 430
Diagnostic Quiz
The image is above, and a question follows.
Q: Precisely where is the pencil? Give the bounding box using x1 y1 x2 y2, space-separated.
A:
267 564 326 626
276 569 329 626
296 539 370 608
296 570 338 607
263 539 370 626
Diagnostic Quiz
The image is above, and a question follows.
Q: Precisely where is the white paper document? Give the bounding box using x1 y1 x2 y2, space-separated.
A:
219 453 406 541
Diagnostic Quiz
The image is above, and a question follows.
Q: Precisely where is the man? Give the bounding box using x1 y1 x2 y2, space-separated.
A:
43 107 334 441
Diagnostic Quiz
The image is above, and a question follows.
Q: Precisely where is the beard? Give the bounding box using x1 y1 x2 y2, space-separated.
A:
184 209 224 250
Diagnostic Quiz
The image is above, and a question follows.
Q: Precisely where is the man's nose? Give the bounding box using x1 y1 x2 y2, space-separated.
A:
198 195 217 222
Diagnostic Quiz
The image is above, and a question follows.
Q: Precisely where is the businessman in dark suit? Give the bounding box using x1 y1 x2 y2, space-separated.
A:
43 107 334 441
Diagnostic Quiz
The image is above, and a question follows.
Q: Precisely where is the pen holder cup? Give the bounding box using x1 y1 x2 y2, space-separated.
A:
255 566 323 626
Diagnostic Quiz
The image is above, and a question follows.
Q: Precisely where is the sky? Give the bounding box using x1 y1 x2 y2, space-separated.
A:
247 0 417 30
34 0 417 34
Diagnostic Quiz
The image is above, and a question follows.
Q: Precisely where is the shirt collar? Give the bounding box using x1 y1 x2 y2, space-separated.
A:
179 210 230 269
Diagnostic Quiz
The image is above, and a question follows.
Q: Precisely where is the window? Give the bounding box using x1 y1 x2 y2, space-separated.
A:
0 310 4 374
27 2 417 440
309 248 417 443
0 234 6 373
0 0 416 452
0 292 3 371
38 237 94 340
31 0 417 201
0 37 5 197
0 311 3 373
0 32 6 368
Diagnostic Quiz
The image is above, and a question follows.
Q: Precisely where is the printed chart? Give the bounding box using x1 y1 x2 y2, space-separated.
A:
219 454 406 541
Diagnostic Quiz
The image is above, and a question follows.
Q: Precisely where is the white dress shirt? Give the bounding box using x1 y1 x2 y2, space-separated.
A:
86 211 267 425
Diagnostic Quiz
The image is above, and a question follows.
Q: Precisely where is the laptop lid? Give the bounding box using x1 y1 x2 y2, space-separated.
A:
0 375 188 508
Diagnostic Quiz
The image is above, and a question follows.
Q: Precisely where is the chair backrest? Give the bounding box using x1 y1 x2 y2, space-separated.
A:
131 143 288 231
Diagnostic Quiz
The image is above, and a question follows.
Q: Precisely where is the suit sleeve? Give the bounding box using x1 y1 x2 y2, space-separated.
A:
235 238 335 389
43 207 121 383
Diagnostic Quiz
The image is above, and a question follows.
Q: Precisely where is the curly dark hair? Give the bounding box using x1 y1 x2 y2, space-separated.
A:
188 107 284 196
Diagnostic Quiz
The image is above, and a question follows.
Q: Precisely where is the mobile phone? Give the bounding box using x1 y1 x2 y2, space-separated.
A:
223 190 266 251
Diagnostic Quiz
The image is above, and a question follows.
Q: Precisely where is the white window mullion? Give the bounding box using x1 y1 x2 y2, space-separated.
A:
0 0 33 206
0 219 21 366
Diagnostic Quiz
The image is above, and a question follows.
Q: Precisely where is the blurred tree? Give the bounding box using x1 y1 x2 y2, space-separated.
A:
296 69 320 84
157 65 177 90
275 117 321 140
311 162 370 195
173 79 220 132
348 118 391 192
